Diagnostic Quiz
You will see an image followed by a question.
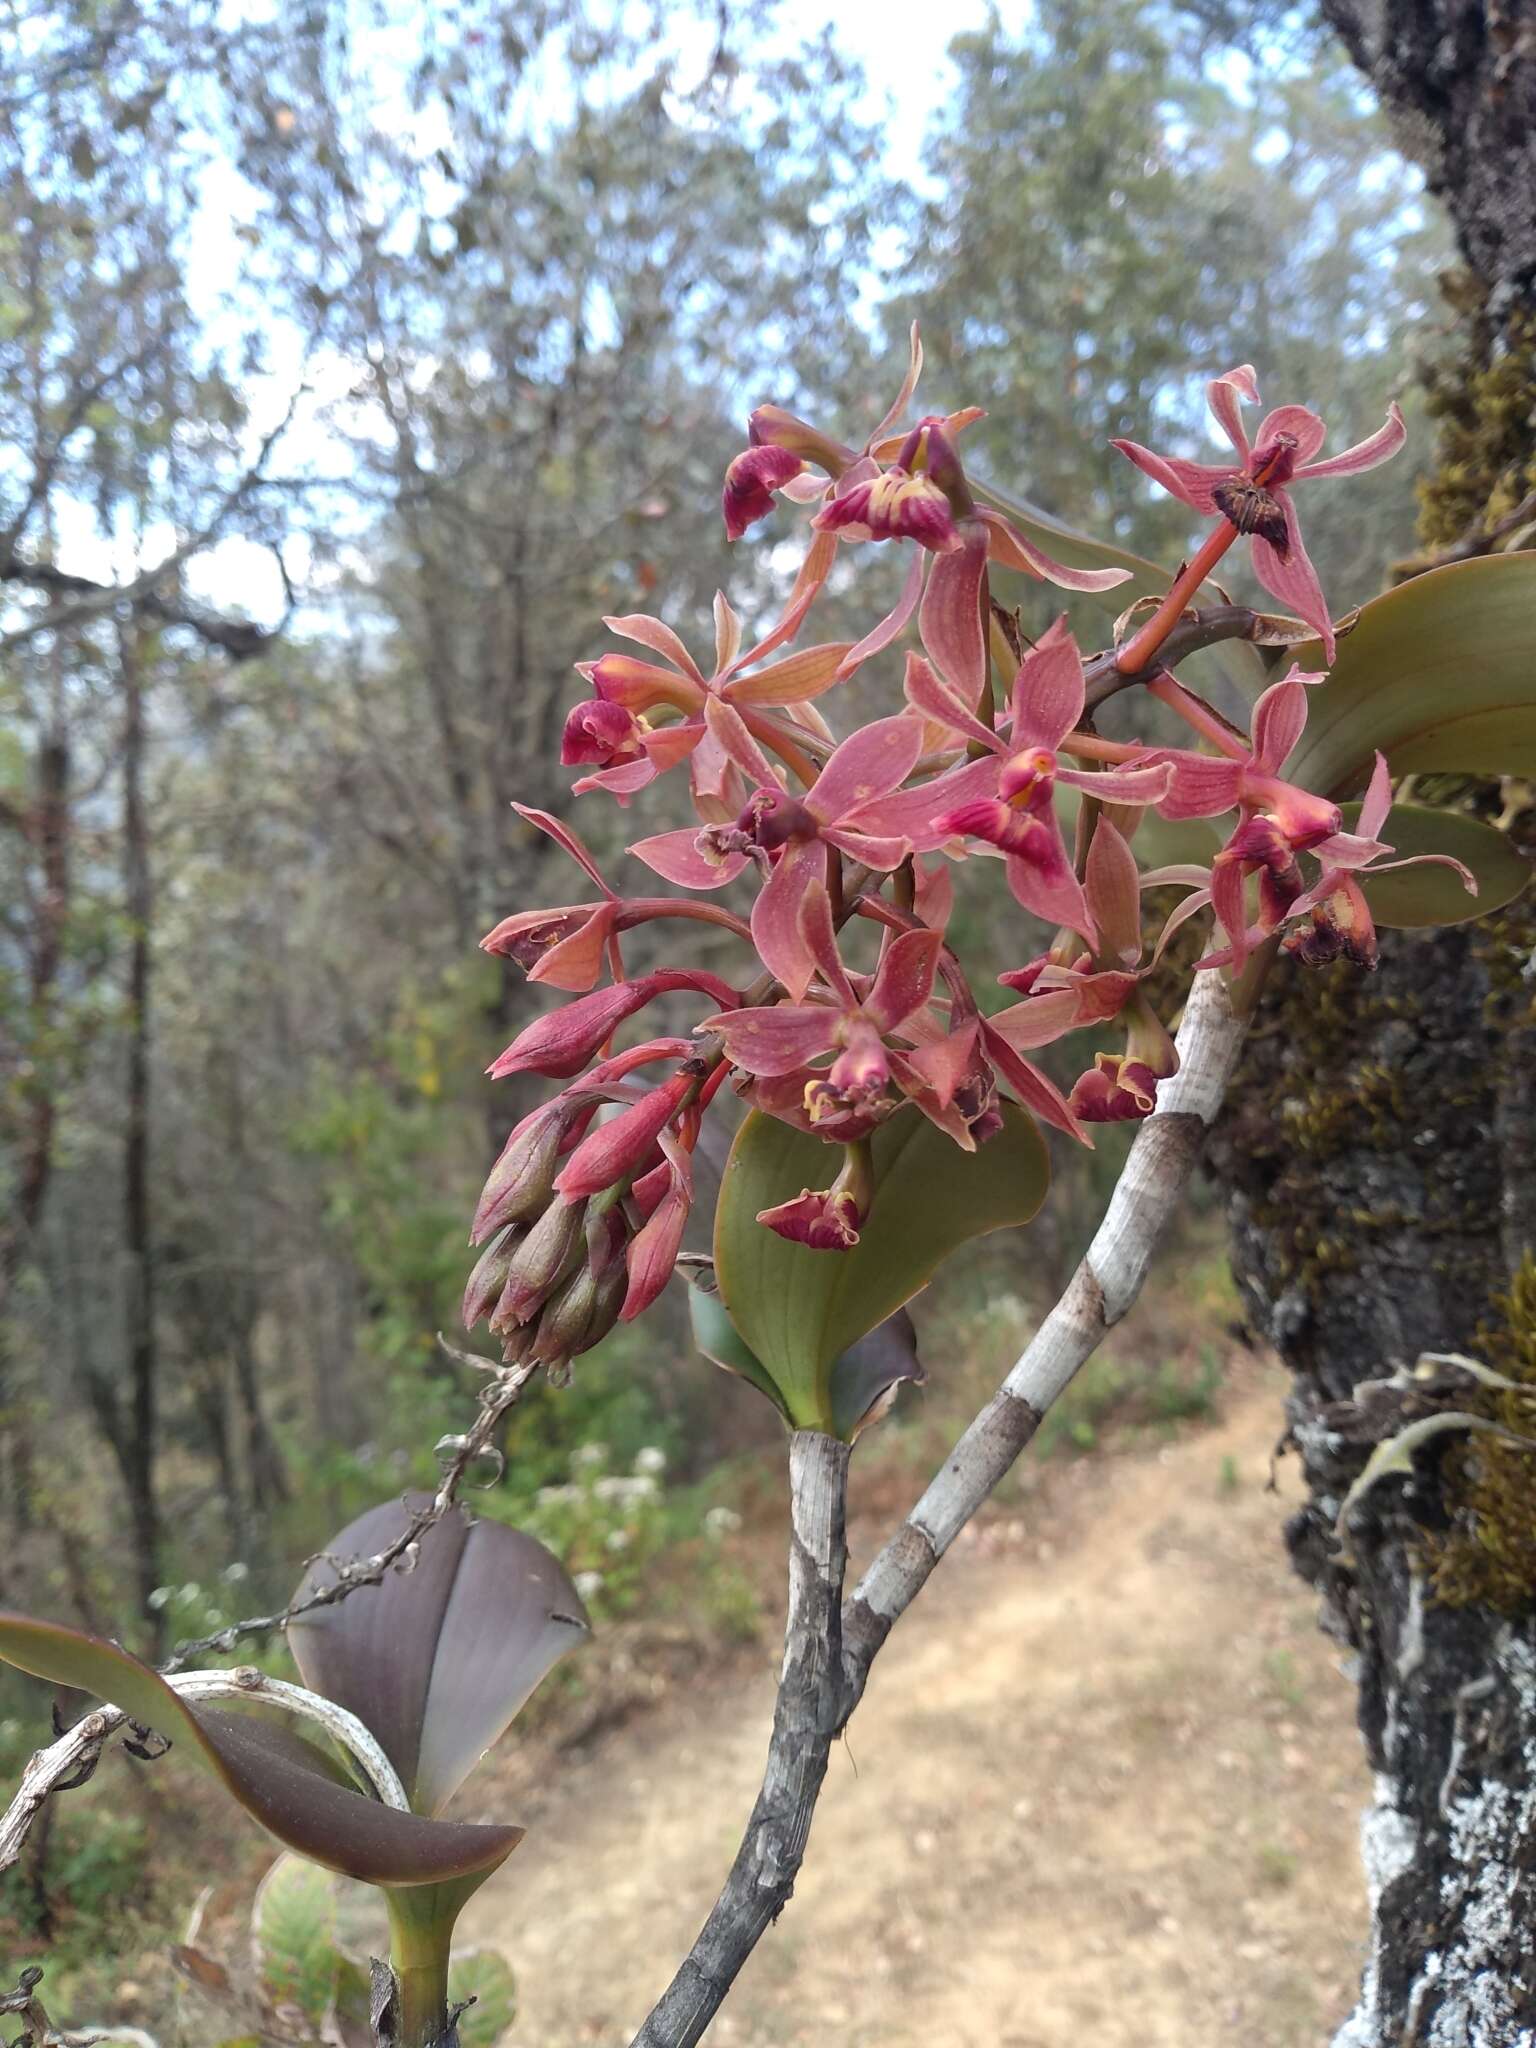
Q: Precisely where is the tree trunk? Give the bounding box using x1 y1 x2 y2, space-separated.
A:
1217 9 1536 2036
1210 907 1536 2047
1322 0 1536 320
120 629 164 1651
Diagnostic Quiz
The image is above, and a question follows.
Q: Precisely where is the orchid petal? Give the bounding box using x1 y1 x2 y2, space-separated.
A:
699 1003 838 1077
601 614 703 684
1208 367 1258 457
1249 675 1309 774
1151 753 1245 820
820 826 911 870
628 827 747 890
1357 752 1394 841
1250 492 1336 662
1107 442 1231 515
704 695 780 787
527 904 618 991
810 714 926 824
865 754 1000 851
866 320 924 451
573 755 663 800
1209 856 1251 971
592 653 702 714
1252 404 1328 468
1057 763 1174 805
986 987 1088 1051
511 804 615 897
750 838 824 999
735 529 838 670
866 928 942 1033
1010 617 1084 749
796 878 858 1007
725 642 856 706
902 649 999 752
979 1020 1088 1143
920 527 989 709
1296 401 1407 481
713 592 743 673
835 547 925 680
1004 834 1095 943
977 506 1133 591
1084 821 1143 966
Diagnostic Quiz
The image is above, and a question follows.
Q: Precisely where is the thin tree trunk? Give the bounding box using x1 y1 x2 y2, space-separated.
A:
120 627 163 1650
1210 911 1536 2047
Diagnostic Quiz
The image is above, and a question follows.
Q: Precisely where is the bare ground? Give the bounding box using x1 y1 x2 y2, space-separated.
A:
462 1356 1373 2048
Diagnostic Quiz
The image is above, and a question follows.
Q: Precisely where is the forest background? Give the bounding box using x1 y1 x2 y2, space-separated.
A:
0 0 1460 2020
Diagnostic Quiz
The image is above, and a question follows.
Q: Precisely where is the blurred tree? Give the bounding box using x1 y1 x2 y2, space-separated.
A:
1208 6 1536 2041
901 0 1445 609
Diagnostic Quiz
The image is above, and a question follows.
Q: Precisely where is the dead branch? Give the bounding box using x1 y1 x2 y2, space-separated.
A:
629 968 1247 2047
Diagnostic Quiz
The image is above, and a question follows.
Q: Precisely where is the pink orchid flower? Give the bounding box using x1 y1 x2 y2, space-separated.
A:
1197 752 1477 972
566 587 852 813
913 620 1171 943
1112 366 1405 662
630 714 993 999
1142 665 1354 971
724 331 1132 717
697 883 943 1127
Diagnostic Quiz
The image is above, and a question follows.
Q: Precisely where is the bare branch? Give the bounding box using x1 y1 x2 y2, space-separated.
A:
160 1352 541 1672
631 1430 851 2048
0 386 306 657
630 968 1248 2046
843 967 1245 1692
0 1711 127 1881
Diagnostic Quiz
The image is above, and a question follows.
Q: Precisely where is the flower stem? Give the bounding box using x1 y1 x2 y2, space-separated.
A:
1144 672 1250 758
386 1892 454 2048
1115 520 1239 676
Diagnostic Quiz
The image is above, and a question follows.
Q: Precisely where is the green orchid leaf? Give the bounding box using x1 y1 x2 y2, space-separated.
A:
714 1105 1048 1435
1288 554 1536 798
0 1613 524 1892
289 1498 590 1818
252 1853 339 2028
448 1948 518 2048
688 1276 791 1421
1343 801 1529 928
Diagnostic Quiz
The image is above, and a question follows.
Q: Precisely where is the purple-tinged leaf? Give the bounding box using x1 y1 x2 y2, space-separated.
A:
0 1614 524 1890
289 1499 589 1818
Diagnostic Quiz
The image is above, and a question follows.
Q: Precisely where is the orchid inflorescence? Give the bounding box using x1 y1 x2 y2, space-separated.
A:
464 336 1468 1384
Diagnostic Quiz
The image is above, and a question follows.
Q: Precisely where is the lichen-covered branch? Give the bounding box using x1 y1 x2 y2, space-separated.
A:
162 1354 540 1672
631 968 1247 2046
842 966 1245 1697
629 1430 850 2048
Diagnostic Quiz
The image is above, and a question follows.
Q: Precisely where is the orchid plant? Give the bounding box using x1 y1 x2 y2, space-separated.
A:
2 339 1533 2048
461 336 1520 1437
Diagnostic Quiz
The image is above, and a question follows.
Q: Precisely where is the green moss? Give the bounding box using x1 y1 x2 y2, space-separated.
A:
1228 961 1413 1302
1416 286 1536 549
1428 1254 1536 1615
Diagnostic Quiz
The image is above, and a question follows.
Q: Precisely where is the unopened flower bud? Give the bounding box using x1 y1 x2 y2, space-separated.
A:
461 1223 527 1329
471 1103 569 1243
492 1196 587 1331
554 1072 695 1200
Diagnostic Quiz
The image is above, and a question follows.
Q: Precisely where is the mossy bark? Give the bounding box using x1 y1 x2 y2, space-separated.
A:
1210 905 1536 2046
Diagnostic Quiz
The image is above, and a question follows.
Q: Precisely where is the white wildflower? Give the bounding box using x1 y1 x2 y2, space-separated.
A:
632 1445 667 1477
573 1570 605 1602
704 1506 743 1538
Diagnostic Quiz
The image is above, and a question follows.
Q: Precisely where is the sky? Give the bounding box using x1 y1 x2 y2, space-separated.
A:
44 0 1034 620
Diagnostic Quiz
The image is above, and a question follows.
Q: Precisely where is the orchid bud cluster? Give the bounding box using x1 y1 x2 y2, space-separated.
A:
464 336 1468 1370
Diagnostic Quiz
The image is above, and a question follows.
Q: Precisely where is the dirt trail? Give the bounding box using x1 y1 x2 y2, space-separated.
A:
465 1360 1371 2047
